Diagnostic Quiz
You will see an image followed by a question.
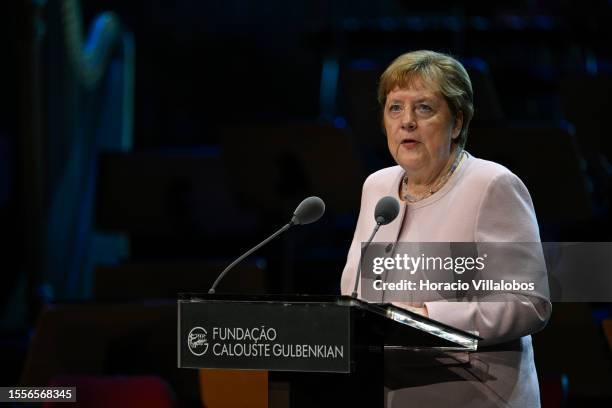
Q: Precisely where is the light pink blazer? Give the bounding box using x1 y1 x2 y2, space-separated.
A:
341 152 552 407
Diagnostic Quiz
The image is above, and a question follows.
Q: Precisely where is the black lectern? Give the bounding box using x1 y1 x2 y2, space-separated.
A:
178 294 480 407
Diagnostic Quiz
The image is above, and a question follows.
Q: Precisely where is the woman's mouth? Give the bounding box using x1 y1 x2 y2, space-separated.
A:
400 138 419 148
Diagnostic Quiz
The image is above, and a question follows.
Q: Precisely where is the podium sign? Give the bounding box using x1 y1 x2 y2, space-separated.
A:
179 299 351 372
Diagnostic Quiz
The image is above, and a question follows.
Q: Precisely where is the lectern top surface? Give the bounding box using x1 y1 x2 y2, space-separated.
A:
178 293 482 346
179 293 349 303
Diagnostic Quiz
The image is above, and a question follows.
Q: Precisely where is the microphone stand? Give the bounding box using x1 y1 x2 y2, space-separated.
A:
208 222 294 294
351 222 382 298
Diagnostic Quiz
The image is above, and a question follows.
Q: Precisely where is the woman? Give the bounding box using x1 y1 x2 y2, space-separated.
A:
340 50 551 407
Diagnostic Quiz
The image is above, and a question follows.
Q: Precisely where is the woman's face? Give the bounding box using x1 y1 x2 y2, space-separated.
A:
383 77 462 179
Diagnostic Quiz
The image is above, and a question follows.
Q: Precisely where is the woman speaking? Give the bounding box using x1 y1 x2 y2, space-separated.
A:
341 50 551 407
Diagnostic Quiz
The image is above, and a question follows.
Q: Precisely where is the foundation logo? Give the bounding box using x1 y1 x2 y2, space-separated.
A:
188 326 208 356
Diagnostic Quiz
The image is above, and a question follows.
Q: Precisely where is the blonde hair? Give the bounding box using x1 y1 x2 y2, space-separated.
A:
378 50 474 147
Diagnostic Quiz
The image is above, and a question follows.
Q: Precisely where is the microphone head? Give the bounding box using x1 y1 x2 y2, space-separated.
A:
374 196 400 225
291 196 326 225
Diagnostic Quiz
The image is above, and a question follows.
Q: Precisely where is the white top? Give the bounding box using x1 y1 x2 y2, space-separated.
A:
341 152 552 407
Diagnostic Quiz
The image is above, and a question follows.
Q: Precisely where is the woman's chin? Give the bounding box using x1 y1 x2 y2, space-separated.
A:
396 151 425 171
398 161 425 174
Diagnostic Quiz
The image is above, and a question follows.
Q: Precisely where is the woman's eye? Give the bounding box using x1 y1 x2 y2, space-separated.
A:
417 104 432 113
389 104 403 113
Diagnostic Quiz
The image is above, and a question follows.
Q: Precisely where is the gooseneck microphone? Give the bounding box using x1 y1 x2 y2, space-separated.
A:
208 196 325 294
351 196 400 298
290 196 326 225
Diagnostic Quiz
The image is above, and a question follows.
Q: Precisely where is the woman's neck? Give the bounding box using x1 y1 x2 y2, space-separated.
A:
404 145 459 195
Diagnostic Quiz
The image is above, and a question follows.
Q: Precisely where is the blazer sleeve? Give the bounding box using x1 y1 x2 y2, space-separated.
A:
424 172 552 346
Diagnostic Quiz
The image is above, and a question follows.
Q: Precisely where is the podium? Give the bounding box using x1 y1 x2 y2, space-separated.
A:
178 294 480 407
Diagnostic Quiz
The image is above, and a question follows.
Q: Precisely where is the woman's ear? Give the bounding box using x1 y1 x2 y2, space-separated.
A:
452 111 463 140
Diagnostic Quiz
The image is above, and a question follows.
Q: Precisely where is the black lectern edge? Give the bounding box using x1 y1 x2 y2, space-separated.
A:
380 302 483 342
182 365 355 374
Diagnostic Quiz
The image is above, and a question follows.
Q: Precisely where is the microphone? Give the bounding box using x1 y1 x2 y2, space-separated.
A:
375 196 401 226
208 196 325 294
351 196 400 298
291 196 326 225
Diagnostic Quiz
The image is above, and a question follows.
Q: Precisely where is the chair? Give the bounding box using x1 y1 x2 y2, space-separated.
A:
21 302 200 406
532 303 612 403
44 375 175 408
539 373 567 408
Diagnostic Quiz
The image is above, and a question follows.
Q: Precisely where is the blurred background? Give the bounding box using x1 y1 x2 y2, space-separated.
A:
1 0 612 406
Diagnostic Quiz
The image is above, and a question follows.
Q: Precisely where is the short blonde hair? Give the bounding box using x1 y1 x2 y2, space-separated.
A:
378 50 474 148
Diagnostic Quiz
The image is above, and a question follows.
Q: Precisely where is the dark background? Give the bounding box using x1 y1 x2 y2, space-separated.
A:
1 0 611 406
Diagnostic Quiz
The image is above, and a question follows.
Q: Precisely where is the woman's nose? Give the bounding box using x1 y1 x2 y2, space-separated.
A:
401 111 417 130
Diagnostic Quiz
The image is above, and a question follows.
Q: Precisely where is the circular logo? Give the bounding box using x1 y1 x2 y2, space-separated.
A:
188 326 209 356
